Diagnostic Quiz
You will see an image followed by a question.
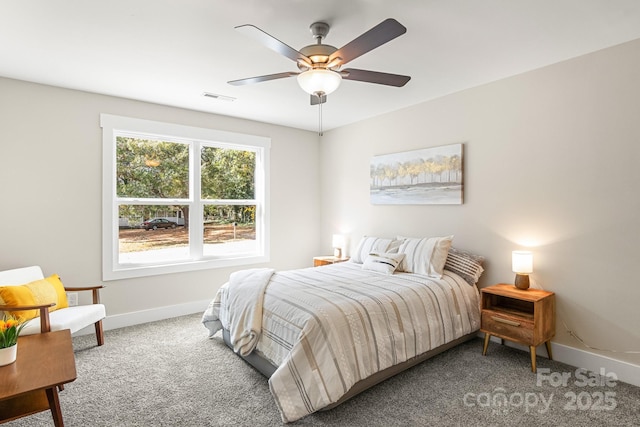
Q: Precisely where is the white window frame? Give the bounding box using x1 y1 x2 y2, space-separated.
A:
101 114 270 280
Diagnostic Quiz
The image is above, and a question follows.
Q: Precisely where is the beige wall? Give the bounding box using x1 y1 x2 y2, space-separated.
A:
0 77 320 317
1 38 638 372
320 39 640 366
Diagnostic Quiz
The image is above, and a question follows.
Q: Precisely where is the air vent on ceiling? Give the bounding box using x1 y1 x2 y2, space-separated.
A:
203 92 236 102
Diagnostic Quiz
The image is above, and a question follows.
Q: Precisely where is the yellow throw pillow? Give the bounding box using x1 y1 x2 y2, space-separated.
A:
41 274 69 310
0 284 38 321
0 274 69 322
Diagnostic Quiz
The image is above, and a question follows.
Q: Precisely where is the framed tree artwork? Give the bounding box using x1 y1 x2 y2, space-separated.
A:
370 143 463 205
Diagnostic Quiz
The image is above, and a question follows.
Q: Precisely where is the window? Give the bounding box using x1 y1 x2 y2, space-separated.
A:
101 114 270 280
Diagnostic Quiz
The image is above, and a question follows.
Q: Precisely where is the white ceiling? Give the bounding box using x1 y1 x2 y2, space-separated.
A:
2 1 640 132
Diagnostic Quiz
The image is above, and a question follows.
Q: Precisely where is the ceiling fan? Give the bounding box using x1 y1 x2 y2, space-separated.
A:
228 18 411 106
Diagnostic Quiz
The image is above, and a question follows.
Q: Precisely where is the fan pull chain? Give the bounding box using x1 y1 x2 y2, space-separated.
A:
318 101 323 136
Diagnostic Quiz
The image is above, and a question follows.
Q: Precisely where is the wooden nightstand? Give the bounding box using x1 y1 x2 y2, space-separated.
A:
313 256 350 267
481 284 556 373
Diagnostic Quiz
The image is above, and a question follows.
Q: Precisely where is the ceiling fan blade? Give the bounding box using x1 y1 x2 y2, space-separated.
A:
342 68 411 87
328 18 407 66
228 72 298 86
310 94 327 105
235 24 312 67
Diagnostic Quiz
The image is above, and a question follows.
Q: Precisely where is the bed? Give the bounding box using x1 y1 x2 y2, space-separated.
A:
202 236 485 423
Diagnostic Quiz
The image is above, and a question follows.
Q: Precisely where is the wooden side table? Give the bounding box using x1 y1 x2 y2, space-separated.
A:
313 256 350 267
0 330 77 426
480 283 555 373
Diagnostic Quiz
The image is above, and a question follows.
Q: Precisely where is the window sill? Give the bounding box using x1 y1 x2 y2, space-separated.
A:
103 254 270 281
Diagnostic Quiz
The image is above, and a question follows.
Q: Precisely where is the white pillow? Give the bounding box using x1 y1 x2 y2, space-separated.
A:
352 236 395 264
397 235 453 278
362 252 405 274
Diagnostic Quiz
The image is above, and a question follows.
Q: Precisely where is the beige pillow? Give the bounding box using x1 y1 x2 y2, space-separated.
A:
397 235 453 278
444 247 485 286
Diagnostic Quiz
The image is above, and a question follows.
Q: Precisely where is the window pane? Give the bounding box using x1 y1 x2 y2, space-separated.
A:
201 146 255 199
103 114 270 280
203 205 256 256
117 137 189 198
118 205 188 263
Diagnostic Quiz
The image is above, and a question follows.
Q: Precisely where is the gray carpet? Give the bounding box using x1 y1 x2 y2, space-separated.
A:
5 313 639 426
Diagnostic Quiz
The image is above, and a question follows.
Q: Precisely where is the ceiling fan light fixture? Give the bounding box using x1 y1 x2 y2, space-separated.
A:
325 56 342 69
297 69 342 96
309 54 329 63
296 58 312 70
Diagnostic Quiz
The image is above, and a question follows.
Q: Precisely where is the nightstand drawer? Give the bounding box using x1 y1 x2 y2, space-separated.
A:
482 311 533 343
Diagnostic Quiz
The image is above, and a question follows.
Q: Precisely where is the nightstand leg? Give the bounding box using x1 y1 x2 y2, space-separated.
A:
545 341 553 360
483 333 491 355
530 346 537 373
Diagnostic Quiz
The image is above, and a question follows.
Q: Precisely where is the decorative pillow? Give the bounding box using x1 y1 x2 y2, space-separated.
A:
41 274 69 310
0 285 36 321
0 274 69 322
352 236 396 264
362 252 405 275
444 247 485 286
397 235 453 278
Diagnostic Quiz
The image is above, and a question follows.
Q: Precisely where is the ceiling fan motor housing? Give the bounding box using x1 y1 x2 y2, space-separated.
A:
298 44 338 70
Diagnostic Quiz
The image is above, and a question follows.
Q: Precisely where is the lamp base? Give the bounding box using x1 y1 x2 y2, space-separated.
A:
334 248 342 259
514 274 530 290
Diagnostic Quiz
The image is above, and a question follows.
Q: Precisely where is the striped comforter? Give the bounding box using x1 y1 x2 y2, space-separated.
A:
203 262 480 422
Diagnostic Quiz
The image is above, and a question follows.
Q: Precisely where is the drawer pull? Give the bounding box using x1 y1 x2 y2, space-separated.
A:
492 316 521 327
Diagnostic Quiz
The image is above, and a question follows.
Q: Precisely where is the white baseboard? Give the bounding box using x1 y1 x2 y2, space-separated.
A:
484 334 640 387
551 341 640 388
72 299 211 337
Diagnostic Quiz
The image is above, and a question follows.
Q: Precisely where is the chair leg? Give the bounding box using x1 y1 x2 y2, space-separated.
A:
95 320 105 346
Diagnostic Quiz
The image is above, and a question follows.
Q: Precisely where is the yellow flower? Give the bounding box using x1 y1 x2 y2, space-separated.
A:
0 315 27 348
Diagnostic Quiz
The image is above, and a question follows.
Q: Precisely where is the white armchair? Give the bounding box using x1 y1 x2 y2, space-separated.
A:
0 266 106 346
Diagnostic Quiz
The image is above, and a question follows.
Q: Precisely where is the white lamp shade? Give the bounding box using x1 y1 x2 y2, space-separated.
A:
512 251 533 274
297 69 342 95
332 234 346 249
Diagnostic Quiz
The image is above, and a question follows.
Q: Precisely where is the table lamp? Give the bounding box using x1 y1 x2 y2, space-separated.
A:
332 234 345 259
512 250 533 290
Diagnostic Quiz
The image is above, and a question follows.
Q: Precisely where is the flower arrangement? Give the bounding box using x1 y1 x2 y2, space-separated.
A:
0 315 26 349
